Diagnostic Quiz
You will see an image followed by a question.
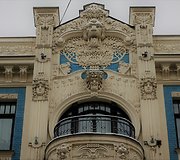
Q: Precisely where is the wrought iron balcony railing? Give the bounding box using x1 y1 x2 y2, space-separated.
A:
54 115 135 138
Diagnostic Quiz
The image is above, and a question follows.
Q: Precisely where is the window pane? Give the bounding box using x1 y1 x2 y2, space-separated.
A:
174 103 179 114
11 105 16 114
5 105 10 114
0 105 5 114
0 119 13 150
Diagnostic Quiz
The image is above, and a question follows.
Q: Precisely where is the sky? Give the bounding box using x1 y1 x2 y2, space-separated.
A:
0 0 180 37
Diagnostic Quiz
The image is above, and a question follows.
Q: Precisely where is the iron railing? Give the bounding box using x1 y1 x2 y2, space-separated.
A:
54 115 135 138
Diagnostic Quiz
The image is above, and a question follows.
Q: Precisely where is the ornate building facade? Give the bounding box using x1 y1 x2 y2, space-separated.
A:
0 3 180 160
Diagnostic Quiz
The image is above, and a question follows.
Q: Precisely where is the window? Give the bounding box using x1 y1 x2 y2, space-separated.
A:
173 100 180 148
0 102 16 150
54 101 135 138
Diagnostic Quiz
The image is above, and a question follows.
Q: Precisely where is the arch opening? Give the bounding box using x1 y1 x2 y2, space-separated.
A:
54 101 135 138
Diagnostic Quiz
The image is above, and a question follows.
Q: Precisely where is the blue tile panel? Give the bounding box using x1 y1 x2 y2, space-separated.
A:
60 53 129 73
0 88 26 160
163 86 180 160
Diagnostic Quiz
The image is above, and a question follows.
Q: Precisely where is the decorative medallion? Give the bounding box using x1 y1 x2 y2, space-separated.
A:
32 72 49 101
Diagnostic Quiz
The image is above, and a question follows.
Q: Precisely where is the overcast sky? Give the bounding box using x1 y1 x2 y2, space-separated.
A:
0 0 180 37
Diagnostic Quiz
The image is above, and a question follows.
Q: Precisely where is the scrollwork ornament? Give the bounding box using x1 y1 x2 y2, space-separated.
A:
140 76 157 100
32 72 49 101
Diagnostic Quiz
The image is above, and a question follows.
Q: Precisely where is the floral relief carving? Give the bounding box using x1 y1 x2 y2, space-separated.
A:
57 144 71 160
32 72 49 101
80 4 108 20
132 12 154 27
73 143 113 159
115 143 129 160
58 36 133 69
36 14 55 29
140 75 157 100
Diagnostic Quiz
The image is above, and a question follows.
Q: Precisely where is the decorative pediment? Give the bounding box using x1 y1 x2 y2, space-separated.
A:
53 4 136 72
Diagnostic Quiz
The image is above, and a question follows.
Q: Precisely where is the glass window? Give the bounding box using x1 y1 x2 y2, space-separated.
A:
173 100 180 148
0 102 16 150
55 101 133 137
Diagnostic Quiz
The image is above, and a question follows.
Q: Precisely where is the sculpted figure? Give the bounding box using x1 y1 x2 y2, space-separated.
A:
83 18 105 41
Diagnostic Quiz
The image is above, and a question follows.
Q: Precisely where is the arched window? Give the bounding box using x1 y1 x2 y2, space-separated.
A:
54 101 135 138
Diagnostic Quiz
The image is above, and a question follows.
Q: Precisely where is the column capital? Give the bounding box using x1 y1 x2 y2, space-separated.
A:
33 7 60 28
129 7 155 27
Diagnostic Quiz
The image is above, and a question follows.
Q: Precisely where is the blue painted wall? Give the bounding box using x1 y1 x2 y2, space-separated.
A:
0 88 26 160
163 86 180 160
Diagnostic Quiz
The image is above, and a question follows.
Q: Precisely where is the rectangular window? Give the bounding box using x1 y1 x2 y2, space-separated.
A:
0 102 16 150
173 100 180 148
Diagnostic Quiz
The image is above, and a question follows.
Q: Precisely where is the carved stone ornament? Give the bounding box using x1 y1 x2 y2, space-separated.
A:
139 51 153 61
53 3 136 70
36 14 55 29
59 62 71 76
118 61 131 74
80 3 109 20
73 143 113 159
0 94 18 100
59 36 131 69
56 144 71 160
132 12 154 28
82 69 108 92
32 72 49 101
115 143 129 160
140 75 157 100
4 66 13 82
19 66 28 82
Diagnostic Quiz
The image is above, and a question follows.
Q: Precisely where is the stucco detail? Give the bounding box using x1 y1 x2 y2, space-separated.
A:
140 74 157 100
32 72 49 101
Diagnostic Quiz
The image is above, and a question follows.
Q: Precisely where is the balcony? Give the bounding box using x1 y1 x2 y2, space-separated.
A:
45 115 144 160
45 134 144 160
54 115 135 138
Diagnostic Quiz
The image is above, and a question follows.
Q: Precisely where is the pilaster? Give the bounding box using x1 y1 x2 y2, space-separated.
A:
24 7 59 160
130 7 165 160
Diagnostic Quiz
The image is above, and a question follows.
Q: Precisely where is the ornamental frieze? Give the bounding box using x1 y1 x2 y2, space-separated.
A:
154 40 180 53
46 141 144 160
72 143 114 159
32 72 49 101
0 44 35 55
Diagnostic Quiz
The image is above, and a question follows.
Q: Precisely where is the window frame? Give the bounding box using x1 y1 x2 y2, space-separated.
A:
0 102 16 151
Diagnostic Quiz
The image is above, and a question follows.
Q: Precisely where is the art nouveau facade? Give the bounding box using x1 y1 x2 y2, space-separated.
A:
0 3 180 160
